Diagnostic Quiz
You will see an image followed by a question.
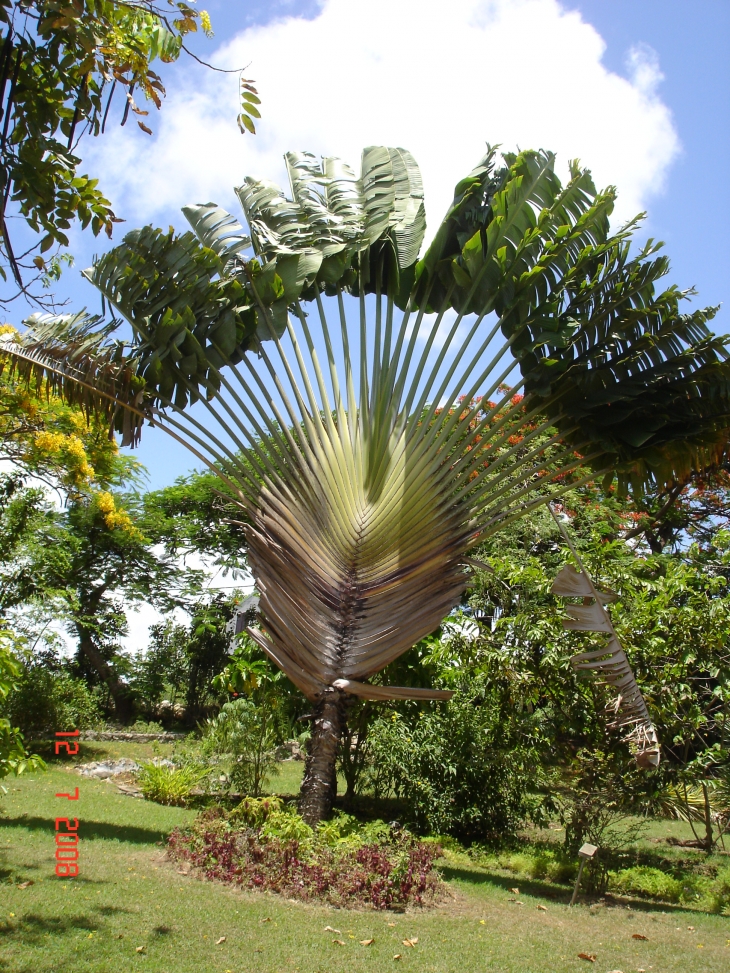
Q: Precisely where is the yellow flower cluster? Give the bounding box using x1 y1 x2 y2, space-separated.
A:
200 10 213 36
16 392 37 419
33 431 95 484
0 323 18 337
34 431 66 453
95 491 116 515
94 491 142 540
65 434 88 459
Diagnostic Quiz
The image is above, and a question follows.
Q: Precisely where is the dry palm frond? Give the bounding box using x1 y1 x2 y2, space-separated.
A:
549 517 660 769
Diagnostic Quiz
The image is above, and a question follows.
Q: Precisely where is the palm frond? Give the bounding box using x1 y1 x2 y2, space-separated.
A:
550 553 660 768
2 142 729 725
0 312 148 446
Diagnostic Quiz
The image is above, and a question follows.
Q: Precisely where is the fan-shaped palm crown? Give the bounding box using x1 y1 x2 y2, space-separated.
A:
3 145 728 821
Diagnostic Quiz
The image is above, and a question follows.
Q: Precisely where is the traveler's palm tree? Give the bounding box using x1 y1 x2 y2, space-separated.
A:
3 145 729 822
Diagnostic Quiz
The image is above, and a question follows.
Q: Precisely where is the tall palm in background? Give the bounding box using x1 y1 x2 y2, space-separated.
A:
2 145 729 822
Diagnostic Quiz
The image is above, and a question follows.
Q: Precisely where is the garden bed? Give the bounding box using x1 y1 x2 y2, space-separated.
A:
167 798 444 909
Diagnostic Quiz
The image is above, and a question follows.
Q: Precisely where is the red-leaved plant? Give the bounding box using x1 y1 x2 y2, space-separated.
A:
167 805 442 909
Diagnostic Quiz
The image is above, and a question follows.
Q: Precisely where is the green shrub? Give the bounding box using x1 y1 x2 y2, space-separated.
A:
229 795 285 828
202 697 280 796
137 762 210 806
707 865 730 914
4 657 102 737
0 634 46 785
260 807 314 847
316 811 391 850
368 687 542 843
470 846 576 884
609 866 683 903
130 719 165 733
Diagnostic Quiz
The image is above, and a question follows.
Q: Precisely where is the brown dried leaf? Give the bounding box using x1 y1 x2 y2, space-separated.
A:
632 934 648 941
260 917 271 923
324 926 341 933
332 939 346 946
393 955 402 961
537 904 547 911
578 953 597 962
509 887 519 894
387 922 396 927
17 881 34 889
136 946 146 953
402 937 418 947
215 936 226 945
360 939 374 946
137 121 153 136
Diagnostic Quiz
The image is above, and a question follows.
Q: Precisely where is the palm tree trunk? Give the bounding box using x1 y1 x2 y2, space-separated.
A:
299 687 348 825
702 783 714 852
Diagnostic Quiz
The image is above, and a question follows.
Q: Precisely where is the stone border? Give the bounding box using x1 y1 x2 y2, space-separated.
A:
80 731 186 742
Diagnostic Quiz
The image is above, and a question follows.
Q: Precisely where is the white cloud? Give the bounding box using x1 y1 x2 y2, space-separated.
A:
87 0 679 236
626 42 664 97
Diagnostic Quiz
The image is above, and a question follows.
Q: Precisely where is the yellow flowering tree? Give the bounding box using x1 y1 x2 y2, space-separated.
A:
0 324 124 493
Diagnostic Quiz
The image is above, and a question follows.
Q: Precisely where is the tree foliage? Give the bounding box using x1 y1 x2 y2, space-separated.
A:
0 627 45 782
0 1 257 304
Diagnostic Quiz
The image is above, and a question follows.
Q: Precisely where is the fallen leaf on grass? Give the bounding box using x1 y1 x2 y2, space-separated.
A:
260 917 271 923
324 926 341 933
215 936 226 945
687 925 695 931
577 953 596 962
360 939 374 945
387 922 396 927
136 946 146 953
393 954 402 960
17 881 34 889
632 934 648 941
332 939 346 946
402 937 418 947
509 887 520 894
537 905 547 911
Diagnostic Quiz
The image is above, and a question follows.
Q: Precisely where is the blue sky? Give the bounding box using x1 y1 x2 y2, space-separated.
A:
37 0 730 490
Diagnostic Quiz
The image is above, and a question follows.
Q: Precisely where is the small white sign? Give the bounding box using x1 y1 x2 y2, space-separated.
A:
578 843 598 858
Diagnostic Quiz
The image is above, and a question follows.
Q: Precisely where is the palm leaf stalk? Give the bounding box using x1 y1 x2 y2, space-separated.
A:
2 145 730 823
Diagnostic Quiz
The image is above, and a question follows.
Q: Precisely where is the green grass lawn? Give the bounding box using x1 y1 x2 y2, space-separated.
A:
1 749 729 973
